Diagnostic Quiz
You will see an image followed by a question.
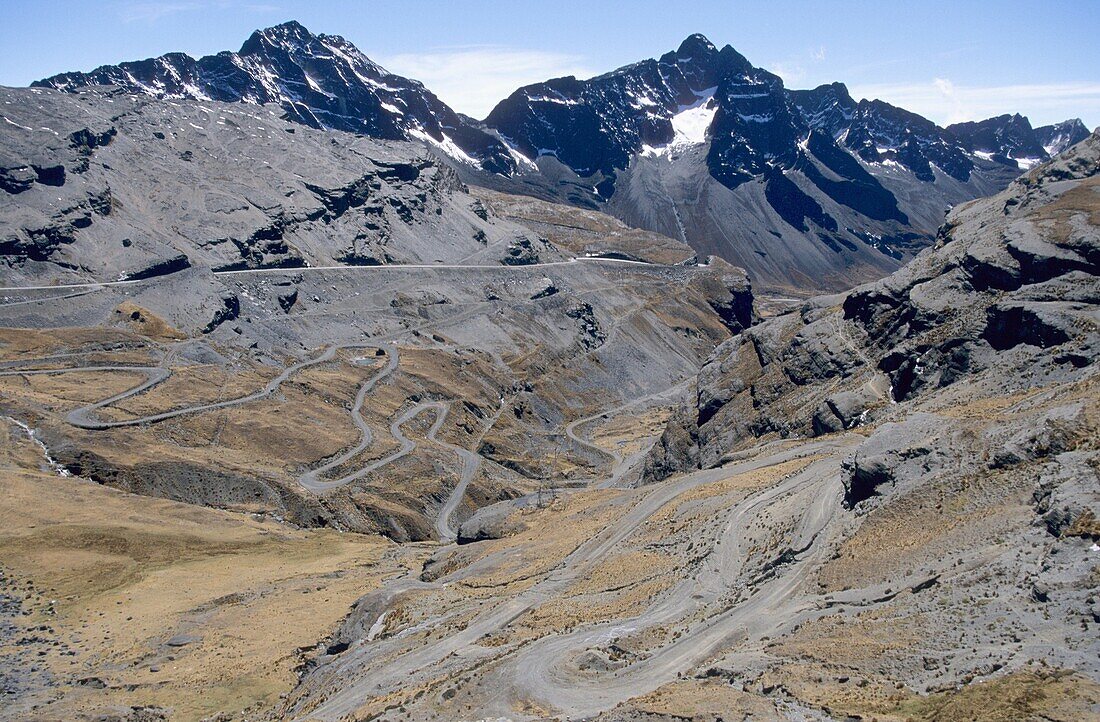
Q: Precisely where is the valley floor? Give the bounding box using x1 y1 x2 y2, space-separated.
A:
3 383 1097 721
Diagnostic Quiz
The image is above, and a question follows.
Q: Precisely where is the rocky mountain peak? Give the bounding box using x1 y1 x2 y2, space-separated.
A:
675 32 718 57
657 34 753 88
481 36 1036 291
240 19 317 53
1035 118 1092 155
813 81 855 104
33 22 516 175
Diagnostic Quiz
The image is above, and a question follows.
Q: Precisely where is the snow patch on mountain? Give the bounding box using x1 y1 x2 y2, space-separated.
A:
408 128 479 165
641 87 717 157
527 94 583 106
501 141 539 171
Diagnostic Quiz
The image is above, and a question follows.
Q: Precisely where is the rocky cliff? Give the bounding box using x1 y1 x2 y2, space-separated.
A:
646 130 1099 507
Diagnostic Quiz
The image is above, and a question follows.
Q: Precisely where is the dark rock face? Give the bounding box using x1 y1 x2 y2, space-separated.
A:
1034 119 1092 156
0 165 37 194
565 302 607 350
32 164 66 187
55 444 333 529
202 295 240 334
948 114 1048 167
1033 453 1100 538
763 164 836 233
486 35 747 179
983 302 1074 351
124 253 191 281
706 280 756 335
796 130 907 223
34 21 516 174
704 59 802 189
277 288 299 313
644 131 1100 482
479 35 1053 293
947 115 1093 170
811 387 879 436
504 238 540 266
484 34 815 193
843 450 894 506
487 35 935 197
793 84 974 182
640 405 701 483
456 503 526 544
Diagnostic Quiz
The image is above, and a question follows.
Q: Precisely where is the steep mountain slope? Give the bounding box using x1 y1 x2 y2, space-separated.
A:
0 85 546 286
498 131 1100 721
479 35 1080 293
467 186 703 266
790 82 974 182
33 21 519 174
484 34 746 184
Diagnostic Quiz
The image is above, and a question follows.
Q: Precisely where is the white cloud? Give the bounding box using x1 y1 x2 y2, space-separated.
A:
770 46 828 88
848 79 1100 128
771 60 806 86
932 77 955 95
379 47 596 119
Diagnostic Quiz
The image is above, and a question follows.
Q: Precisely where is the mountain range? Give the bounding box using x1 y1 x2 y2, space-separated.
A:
34 22 1092 292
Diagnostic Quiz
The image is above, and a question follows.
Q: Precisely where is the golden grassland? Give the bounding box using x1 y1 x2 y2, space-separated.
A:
0 426 413 721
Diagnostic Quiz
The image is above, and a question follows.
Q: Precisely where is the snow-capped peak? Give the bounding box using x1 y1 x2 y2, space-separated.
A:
34 21 519 175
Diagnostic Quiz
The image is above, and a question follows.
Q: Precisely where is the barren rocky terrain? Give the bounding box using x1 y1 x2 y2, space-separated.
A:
0 66 1097 722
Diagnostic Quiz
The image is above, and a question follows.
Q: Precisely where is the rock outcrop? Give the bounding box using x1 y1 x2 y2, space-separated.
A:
0 85 549 285
645 130 1100 483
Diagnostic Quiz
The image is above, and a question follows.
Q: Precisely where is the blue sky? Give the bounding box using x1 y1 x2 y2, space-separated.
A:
2 0 1098 128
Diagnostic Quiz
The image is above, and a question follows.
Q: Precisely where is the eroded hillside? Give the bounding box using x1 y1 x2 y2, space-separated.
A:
272 133 1100 722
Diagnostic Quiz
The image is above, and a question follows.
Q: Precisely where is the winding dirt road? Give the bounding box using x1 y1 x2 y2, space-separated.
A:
1 339 481 538
0 342 390 431
564 377 694 487
0 255 693 297
3 325 875 721
504 451 848 718
298 393 480 540
288 436 858 721
0 365 172 429
295 344 399 491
